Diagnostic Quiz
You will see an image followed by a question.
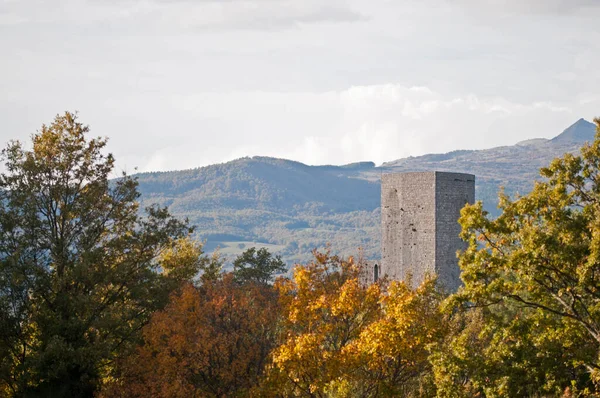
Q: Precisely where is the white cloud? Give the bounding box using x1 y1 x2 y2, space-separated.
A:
0 0 364 31
96 84 596 172
449 0 600 15
0 0 598 174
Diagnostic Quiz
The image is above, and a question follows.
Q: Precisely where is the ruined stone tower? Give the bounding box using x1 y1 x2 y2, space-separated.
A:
380 171 475 292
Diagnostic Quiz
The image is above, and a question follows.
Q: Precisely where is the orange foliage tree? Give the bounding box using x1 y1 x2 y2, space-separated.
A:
100 274 279 397
261 251 445 397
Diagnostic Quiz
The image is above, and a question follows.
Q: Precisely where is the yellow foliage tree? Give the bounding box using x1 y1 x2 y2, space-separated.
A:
262 250 445 397
159 236 223 283
345 278 444 396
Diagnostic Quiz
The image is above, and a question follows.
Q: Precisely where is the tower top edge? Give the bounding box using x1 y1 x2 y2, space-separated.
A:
382 171 475 180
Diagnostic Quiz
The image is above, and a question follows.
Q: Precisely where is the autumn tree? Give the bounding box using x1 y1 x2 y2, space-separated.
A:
262 250 445 397
160 237 224 283
233 246 286 285
347 278 445 397
100 274 280 397
436 118 600 395
0 112 199 397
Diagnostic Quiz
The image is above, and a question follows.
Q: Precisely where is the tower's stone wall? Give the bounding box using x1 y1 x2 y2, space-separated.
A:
381 172 436 284
381 171 475 291
359 260 380 286
434 172 475 290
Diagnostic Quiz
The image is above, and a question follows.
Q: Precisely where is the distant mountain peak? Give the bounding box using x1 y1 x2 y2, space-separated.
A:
551 118 596 144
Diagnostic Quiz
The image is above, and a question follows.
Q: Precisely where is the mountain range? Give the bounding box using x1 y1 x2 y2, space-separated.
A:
135 118 597 265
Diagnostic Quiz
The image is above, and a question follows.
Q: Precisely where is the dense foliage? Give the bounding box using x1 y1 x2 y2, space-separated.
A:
100 251 445 398
0 113 201 397
263 252 444 397
433 117 600 396
100 276 279 397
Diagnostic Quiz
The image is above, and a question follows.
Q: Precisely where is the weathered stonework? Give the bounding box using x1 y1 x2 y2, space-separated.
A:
358 260 379 286
380 171 475 292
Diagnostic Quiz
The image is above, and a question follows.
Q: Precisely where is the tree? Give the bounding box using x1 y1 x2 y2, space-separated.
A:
445 118 600 393
233 246 286 285
348 278 445 397
100 274 280 397
159 236 223 284
199 250 224 283
0 112 198 397
431 303 592 397
263 250 444 397
262 251 382 397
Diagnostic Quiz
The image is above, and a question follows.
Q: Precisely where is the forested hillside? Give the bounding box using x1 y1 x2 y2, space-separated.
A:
135 118 597 265
135 158 381 264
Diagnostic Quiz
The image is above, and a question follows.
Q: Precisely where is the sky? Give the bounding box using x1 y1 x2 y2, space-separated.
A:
1 0 599 173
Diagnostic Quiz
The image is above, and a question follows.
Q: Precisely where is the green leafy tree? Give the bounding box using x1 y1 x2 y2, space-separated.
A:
199 250 224 284
0 112 198 397
431 303 591 397
438 118 600 395
232 247 286 285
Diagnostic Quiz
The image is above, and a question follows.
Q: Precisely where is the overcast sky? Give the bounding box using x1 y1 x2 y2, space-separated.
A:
1 0 599 172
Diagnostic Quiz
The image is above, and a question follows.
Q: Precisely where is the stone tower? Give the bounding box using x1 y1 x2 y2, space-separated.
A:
381 171 475 292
